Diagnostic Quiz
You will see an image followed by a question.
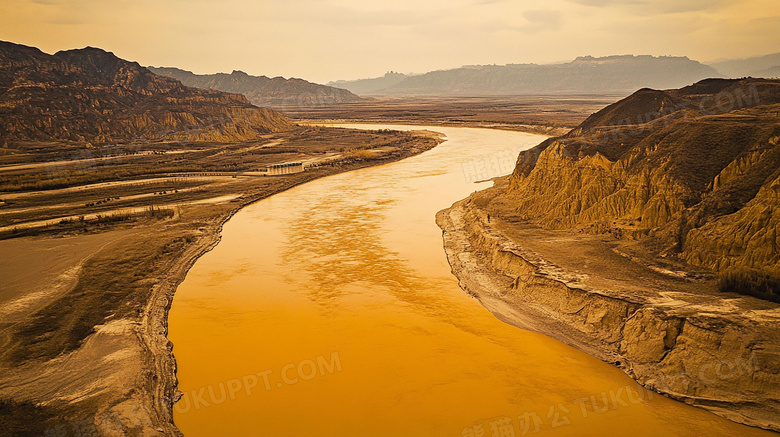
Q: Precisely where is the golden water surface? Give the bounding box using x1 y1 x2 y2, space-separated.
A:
169 125 773 437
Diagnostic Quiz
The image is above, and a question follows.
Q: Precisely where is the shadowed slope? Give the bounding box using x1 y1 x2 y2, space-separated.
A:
0 42 292 145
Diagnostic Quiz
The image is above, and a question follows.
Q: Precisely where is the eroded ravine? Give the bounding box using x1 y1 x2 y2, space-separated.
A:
168 125 773 437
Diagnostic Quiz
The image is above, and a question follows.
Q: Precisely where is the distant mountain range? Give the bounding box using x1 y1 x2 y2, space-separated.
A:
327 72 408 95
4 40 778 146
149 67 363 107
755 66 780 78
711 53 780 78
328 54 780 96
329 56 721 96
0 41 291 145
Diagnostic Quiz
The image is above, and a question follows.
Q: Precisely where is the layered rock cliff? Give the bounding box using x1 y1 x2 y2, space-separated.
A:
0 41 292 145
501 78 780 273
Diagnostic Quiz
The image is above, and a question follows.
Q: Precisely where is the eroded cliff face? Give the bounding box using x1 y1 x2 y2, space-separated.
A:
506 140 690 232
683 162 780 272
0 42 293 145
500 79 780 273
437 198 780 431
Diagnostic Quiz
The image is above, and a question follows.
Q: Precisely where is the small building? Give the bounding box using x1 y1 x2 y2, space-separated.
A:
266 162 304 176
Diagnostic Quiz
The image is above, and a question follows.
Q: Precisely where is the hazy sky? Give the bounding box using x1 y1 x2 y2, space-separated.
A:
1 0 778 83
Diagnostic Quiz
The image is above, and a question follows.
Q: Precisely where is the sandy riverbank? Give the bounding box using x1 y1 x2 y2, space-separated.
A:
436 187 780 433
0 131 442 436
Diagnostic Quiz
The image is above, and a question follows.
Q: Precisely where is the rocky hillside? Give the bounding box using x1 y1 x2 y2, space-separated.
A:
496 78 780 274
149 67 363 107
0 41 292 145
378 55 720 95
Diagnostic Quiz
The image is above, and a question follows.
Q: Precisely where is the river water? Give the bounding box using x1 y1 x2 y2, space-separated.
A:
168 125 772 437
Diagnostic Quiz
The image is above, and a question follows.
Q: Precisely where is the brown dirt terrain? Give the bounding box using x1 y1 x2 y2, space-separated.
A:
0 230 139 325
276 95 617 136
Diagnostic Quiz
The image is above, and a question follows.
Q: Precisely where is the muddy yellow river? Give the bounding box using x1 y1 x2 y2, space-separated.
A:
169 125 771 436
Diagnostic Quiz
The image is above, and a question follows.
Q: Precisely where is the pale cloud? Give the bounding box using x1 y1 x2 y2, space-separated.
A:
567 0 641 6
523 9 562 26
568 0 738 14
